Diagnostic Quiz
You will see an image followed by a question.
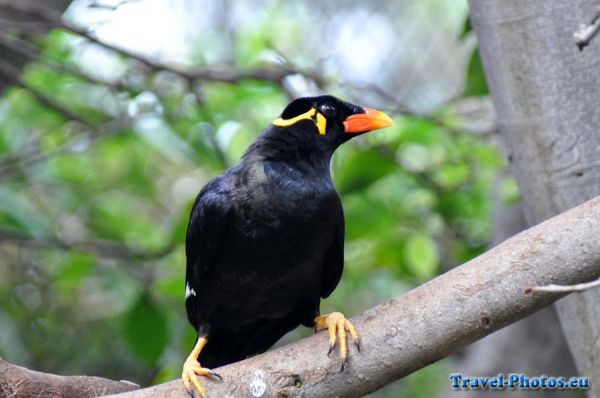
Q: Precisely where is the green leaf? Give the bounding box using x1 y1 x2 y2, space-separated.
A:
123 293 169 365
0 187 53 234
404 233 439 280
57 252 95 283
464 48 489 96
154 275 185 300
459 16 472 39
501 176 520 205
434 163 470 188
334 148 397 195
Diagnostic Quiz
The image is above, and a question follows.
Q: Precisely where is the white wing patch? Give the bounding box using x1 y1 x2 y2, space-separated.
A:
185 282 196 299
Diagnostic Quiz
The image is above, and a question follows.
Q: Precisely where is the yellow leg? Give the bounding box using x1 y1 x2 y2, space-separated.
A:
314 312 360 370
182 336 221 397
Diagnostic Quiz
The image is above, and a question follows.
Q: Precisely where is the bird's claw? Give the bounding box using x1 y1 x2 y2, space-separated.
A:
209 370 223 381
314 312 360 370
182 358 220 397
327 341 334 356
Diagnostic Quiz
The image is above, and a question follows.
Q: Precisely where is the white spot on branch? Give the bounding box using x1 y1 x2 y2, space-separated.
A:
249 369 267 397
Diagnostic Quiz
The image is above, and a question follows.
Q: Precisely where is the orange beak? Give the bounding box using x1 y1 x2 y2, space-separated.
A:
343 108 394 133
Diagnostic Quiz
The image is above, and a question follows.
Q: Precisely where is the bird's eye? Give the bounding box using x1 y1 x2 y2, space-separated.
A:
318 103 337 118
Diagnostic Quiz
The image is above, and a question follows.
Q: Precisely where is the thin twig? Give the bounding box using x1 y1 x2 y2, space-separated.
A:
0 0 313 86
187 78 230 168
0 227 174 261
0 119 127 179
87 0 142 11
574 6 600 50
525 278 600 293
0 57 93 126
0 28 128 90
0 17 56 32
344 81 471 138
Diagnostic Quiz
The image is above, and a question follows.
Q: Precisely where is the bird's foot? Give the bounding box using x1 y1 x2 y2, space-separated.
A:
182 336 221 397
314 311 360 370
182 357 221 397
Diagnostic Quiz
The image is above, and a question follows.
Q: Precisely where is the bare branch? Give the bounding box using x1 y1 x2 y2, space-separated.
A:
0 57 93 126
187 79 230 168
90 194 600 398
0 28 128 90
0 0 317 86
526 278 600 293
87 0 142 11
0 119 128 179
0 358 139 398
574 6 600 50
0 227 174 261
344 81 485 138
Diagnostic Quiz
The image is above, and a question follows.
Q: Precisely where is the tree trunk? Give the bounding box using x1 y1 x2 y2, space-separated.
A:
470 0 600 396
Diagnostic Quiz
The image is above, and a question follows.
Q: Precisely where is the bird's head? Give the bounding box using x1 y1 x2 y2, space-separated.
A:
271 95 394 150
243 95 393 166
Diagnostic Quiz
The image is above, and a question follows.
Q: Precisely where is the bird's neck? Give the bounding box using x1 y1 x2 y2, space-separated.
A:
242 127 333 175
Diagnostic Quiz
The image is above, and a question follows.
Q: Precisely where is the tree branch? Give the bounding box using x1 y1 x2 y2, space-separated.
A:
574 5 600 50
526 278 600 293
0 227 174 261
0 0 318 86
0 28 128 91
2 197 599 397
83 194 600 397
0 119 129 179
0 57 93 126
0 358 138 398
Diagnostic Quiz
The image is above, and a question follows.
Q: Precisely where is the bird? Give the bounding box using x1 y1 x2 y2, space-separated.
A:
182 95 393 396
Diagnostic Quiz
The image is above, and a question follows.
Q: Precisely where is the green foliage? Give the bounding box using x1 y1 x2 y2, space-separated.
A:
123 293 169 365
404 233 439 281
464 49 489 96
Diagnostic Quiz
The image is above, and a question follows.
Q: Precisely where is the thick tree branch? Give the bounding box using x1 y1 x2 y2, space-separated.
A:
0 358 138 398
2 197 598 397
99 195 600 397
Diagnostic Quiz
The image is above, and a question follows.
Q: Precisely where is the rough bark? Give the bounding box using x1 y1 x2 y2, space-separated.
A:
91 195 600 398
469 1 600 396
440 199 576 398
0 358 138 398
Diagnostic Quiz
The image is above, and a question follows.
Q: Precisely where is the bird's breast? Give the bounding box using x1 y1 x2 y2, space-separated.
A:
236 160 337 228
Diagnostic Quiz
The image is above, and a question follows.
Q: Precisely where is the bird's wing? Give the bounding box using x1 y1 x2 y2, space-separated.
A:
320 199 345 299
184 177 234 329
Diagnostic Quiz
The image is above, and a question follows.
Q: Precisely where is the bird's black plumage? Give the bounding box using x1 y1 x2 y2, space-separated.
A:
184 95 383 369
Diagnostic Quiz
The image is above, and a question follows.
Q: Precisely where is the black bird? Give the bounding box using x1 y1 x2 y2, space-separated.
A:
182 95 393 396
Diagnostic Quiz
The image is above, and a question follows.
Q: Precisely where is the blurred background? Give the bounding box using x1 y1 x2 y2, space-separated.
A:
0 0 532 396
